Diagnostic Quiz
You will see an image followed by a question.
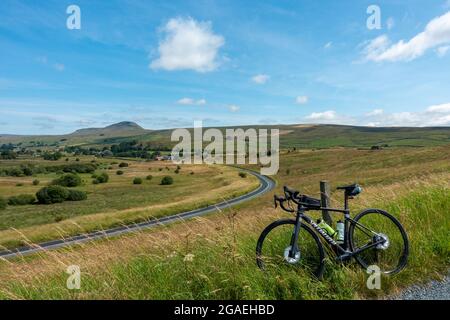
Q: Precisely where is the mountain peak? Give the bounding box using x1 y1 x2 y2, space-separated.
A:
71 121 147 136
104 121 144 130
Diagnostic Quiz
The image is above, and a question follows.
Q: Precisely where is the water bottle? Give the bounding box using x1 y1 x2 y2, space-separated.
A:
317 219 336 238
336 220 345 243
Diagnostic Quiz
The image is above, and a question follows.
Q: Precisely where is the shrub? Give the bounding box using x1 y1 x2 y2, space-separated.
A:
119 162 129 168
36 186 69 204
66 189 87 201
21 166 33 176
0 197 7 210
94 172 109 184
75 158 80 162
190 171 194 175
133 177 143 185
92 179 100 185
42 151 63 161
160 176 173 185
1 150 17 159
52 173 82 187
61 163 97 174
158 168 163 171
16 183 24 187
116 170 124 175
146 175 153 180
7 194 35 206
238 172 247 178
32 179 40 186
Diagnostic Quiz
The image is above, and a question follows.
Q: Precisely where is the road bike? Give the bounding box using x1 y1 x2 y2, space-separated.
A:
256 184 409 279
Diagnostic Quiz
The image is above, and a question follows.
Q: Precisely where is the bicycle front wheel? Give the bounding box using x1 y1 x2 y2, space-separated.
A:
256 219 325 279
349 209 409 275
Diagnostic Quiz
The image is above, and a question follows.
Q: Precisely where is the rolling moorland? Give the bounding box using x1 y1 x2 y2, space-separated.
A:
2 122 450 149
0 123 449 299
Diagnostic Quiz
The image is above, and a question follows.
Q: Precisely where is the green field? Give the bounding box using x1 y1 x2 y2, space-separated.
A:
0 157 259 248
0 145 448 299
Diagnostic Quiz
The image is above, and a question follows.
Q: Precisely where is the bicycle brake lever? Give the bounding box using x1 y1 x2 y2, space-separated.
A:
273 195 278 208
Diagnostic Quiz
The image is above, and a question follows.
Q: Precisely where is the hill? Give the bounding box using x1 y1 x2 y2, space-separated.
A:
0 121 149 146
1 123 450 149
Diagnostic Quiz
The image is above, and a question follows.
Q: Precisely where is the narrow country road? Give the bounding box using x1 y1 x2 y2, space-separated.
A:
0 169 275 259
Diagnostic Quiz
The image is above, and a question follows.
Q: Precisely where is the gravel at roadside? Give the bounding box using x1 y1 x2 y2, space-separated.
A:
391 272 449 300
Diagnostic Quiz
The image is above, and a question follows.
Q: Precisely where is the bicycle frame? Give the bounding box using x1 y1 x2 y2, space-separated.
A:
287 198 385 261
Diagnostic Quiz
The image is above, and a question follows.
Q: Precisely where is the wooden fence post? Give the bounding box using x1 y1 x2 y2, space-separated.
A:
320 181 332 225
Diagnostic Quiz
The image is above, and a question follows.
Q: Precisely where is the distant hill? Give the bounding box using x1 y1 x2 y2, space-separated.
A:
0 121 148 146
71 121 145 136
1 123 450 149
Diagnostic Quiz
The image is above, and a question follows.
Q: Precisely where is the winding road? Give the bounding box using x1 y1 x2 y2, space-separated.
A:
0 169 275 259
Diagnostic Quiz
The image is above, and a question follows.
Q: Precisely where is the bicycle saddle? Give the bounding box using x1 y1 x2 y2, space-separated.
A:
337 184 362 196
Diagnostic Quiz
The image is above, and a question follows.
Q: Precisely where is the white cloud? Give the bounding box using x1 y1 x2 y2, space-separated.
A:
53 63 65 72
436 45 450 57
150 17 225 72
366 109 384 116
251 74 270 84
324 42 333 49
228 105 240 112
299 103 450 127
386 17 395 30
362 102 450 126
306 110 336 121
295 96 309 105
426 102 450 113
196 99 207 105
177 98 207 105
362 11 450 62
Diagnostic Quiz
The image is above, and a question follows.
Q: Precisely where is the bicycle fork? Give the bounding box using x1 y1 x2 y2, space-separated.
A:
288 210 303 259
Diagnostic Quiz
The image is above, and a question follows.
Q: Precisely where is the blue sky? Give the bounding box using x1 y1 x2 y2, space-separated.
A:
1 0 450 134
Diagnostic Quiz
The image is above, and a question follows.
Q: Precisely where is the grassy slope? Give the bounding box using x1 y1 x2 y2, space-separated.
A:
0 146 448 299
0 158 259 248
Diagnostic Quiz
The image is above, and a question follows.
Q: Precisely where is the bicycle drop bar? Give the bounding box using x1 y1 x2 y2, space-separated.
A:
273 195 294 212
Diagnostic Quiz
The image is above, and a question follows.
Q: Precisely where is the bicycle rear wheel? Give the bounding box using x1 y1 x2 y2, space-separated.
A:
349 209 409 275
256 219 325 279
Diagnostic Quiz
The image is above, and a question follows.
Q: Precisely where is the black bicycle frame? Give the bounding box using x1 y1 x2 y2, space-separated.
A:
288 196 384 259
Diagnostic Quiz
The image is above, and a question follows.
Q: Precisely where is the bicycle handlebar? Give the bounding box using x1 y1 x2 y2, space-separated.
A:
273 195 294 213
283 186 299 200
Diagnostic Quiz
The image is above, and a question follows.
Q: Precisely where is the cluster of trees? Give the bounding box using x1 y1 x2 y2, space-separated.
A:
64 141 170 159
0 143 17 159
42 151 63 161
0 163 97 177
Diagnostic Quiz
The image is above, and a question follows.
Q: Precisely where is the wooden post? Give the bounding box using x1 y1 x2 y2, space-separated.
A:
320 181 332 225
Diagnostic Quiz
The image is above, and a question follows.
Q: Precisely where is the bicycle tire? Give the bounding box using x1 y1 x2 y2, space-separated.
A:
349 209 409 275
256 219 325 279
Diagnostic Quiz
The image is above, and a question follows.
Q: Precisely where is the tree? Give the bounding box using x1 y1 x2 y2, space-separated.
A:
36 186 69 204
52 173 82 187
0 150 17 159
160 176 173 185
